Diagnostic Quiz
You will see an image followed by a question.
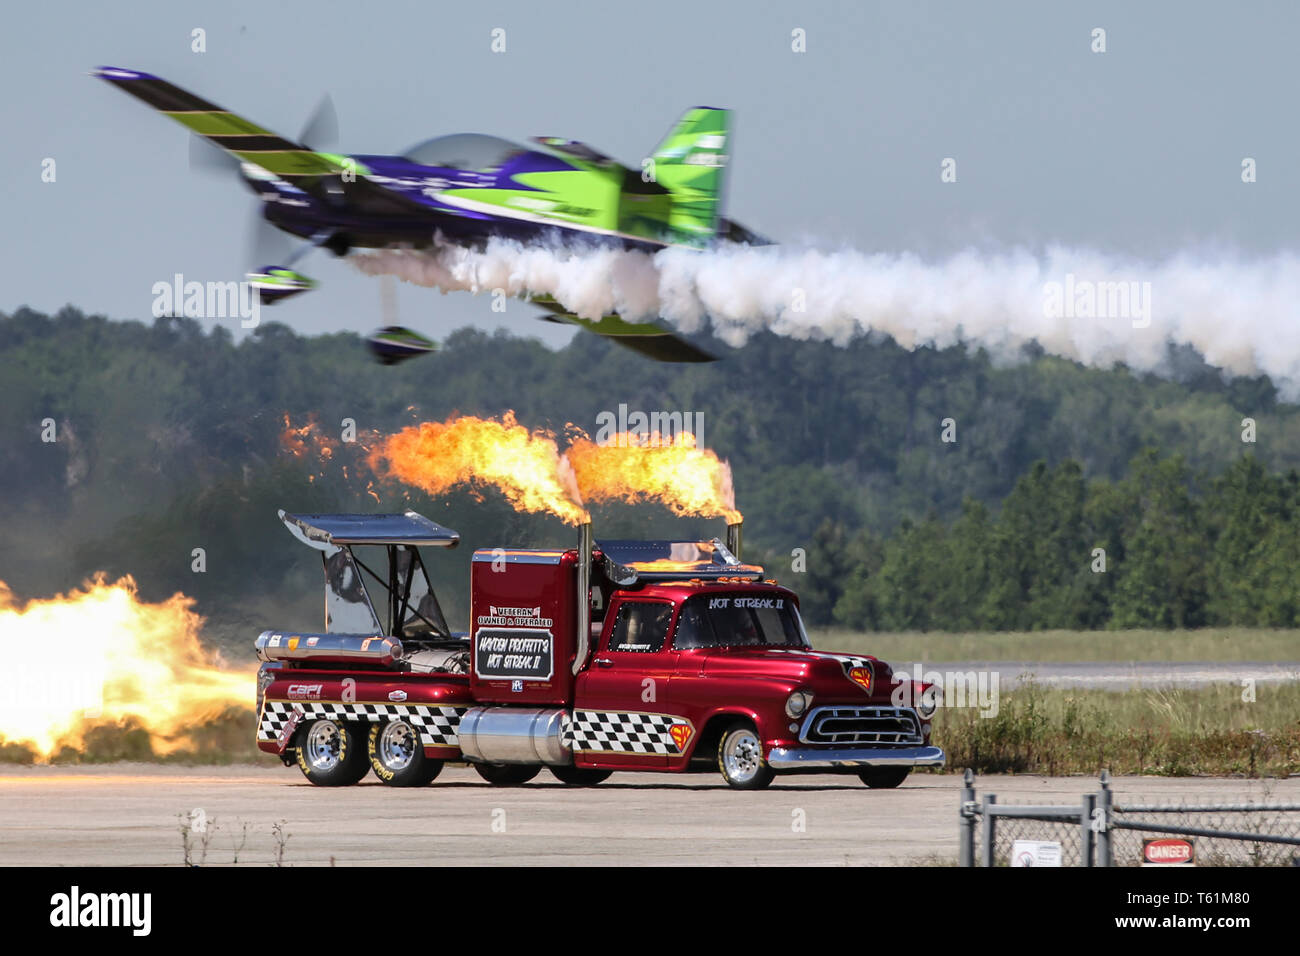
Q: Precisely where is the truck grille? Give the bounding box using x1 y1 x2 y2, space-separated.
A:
799 706 923 746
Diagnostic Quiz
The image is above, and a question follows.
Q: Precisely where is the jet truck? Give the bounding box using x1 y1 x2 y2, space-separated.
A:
255 511 944 790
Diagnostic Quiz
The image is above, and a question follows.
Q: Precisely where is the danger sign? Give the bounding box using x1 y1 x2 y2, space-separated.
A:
1142 838 1195 865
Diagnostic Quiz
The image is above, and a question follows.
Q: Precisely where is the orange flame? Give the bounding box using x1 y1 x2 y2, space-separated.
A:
566 431 741 523
367 413 589 525
0 577 254 761
281 414 383 498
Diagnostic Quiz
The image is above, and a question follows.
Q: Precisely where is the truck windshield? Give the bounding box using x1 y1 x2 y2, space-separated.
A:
673 593 809 649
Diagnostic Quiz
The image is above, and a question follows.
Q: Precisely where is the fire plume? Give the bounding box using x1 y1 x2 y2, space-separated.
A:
367 413 589 525
0 577 253 761
566 431 741 523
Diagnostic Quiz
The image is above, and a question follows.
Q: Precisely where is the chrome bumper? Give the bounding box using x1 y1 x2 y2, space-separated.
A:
766 744 946 771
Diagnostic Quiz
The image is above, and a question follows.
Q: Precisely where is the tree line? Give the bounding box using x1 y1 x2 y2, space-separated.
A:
785 453 1300 629
4 306 1299 641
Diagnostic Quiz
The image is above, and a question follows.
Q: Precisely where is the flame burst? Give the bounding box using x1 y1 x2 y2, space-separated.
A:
367 413 589 525
282 414 381 501
566 431 742 523
0 577 254 760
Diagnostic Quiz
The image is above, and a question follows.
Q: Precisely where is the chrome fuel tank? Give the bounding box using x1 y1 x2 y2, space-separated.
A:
457 707 570 765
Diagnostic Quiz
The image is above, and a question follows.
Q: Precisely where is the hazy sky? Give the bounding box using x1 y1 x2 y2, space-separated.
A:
3 0 1296 345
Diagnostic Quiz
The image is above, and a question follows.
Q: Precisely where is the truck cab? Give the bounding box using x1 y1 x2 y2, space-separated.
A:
564 539 944 789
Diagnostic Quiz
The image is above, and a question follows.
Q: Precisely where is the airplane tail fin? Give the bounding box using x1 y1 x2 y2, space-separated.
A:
649 108 730 243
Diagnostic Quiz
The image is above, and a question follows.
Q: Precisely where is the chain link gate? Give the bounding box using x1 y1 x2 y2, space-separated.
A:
958 769 1300 867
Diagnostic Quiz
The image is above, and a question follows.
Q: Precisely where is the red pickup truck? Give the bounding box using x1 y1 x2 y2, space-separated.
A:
256 511 944 790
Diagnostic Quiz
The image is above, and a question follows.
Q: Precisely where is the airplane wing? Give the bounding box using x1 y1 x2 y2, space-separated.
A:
532 296 715 363
92 67 427 216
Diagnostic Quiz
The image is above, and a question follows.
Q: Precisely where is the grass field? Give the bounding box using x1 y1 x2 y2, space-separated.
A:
810 627 1300 662
934 681 1300 777
2 626 1297 775
1 682 1296 777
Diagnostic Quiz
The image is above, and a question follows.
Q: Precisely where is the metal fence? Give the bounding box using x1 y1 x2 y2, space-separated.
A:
958 770 1300 867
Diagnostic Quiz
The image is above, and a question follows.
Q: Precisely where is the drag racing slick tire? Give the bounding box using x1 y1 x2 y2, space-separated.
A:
717 721 775 790
473 763 542 786
368 719 443 786
295 718 370 786
549 765 613 786
859 767 911 789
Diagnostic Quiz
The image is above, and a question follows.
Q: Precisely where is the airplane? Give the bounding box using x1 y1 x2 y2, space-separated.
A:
92 66 769 364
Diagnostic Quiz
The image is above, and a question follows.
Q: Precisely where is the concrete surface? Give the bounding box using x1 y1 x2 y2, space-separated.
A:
2 765 1296 866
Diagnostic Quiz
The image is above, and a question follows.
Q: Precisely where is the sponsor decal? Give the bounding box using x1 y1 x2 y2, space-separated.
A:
707 596 783 610
848 666 872 692
287 637 299 651
268 634 281 647
511 680 524 693
388 690 407 702
276 704 305 753
474 627 555 681
361 638 374 651
475 605 554 628
305 636 319 647
286 683 323 700
669 723 694 751
1143 838 1195 865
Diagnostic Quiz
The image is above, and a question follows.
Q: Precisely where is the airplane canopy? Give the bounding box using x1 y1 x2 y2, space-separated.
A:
403 133 525 171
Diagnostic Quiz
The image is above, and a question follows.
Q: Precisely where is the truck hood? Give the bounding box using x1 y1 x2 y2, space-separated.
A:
697 646 893 700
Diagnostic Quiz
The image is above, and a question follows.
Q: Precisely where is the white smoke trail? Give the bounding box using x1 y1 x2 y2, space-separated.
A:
353 240 1300 396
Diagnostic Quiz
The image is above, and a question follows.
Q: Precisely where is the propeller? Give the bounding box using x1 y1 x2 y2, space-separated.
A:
185 93 342 270
298 94 338 152
248 200 293 268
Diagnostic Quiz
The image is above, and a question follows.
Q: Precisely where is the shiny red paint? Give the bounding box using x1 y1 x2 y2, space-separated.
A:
258 547 937 774
256 671 473 757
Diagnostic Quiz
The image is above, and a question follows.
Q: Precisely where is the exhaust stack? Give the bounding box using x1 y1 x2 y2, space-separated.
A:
726 519 743 561
573 521 592 674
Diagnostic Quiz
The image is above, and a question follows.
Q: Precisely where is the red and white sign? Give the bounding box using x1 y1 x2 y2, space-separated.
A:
1142 838 1195 865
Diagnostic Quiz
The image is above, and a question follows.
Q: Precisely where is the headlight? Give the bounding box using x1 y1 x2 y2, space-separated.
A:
916 683 941 720
785 689 814 719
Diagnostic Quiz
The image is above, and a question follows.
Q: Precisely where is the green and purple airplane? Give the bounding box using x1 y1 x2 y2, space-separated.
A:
93 66 768 363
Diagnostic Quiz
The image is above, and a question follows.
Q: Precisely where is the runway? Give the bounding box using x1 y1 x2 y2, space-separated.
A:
888 661 1300 691
2 764 1294 866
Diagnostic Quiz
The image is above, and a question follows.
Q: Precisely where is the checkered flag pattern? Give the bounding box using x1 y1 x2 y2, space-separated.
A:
259 700 462 748
567 710 682 755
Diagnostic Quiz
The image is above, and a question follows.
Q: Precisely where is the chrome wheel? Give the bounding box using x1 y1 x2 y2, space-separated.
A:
722 729 763 784
304 720 343 772
377 720 418 772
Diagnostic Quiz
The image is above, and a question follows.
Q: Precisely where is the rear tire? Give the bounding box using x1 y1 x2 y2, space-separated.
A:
859 767 911 789
295 718 370 786
550 765 613 786
369 720 443 787
473 763 542 786
717 722 774 790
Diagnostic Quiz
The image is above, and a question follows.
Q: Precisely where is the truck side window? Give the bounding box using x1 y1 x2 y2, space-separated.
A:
672 601 711 649
608 602 673 653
